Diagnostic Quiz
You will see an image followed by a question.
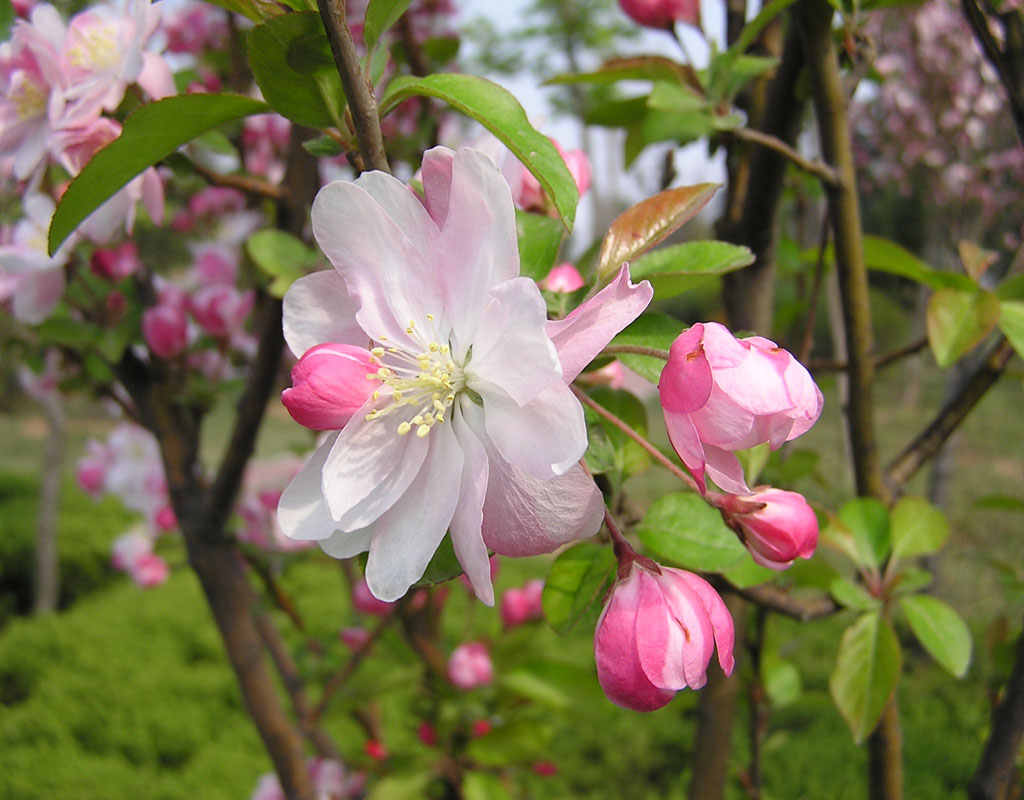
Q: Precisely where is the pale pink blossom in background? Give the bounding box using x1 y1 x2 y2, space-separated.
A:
448 642 493 689
188 284 254 339
76 439 112 498
277 146 652 604
714 487 819 570
242 113 291 184
541 262 585 293
17 348 61 401
0 194 72 323
236 457 313 553
251 757 364 800
129 552 169 587
594 562 734 711
90 240 140 281
142 301 188 358
110 528 152 570
659 322 822 495
352 577 396 617
500 579 544 627
191 242 238 286
339 627 370 650
509 138 591 215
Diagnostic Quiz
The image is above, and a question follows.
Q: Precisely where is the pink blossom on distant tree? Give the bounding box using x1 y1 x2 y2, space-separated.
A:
594 562 734 711
448 642 493 689
142 301 188 358
90 241 141 281
540 262 585 293
188 283 254 339
659 322 822 494
500 579 544 627
0 194 73 323
251 757 364 800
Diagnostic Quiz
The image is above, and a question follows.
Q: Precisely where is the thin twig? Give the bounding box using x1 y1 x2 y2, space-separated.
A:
722 580 838 621
189 160 285 201
317 0 390 174
571 385 701 493
885 337 1016 494
601 344 671 361
798 207 831 364
312 615 392 723
809 336 929 373
730 127 840 187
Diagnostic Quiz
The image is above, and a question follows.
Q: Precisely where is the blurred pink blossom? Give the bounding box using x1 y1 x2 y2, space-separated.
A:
448 642 493 689
541 262 585 293
500 578 544 627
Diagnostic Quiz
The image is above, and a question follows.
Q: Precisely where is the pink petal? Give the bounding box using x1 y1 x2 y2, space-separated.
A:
277 432 341 542
137 51 175 99
675 570 735 676
633 570 690 690
652 569 715 689
319 527 374 559
662 409 707 491
702 445 750 495
659 324 713 414
545 265 653 382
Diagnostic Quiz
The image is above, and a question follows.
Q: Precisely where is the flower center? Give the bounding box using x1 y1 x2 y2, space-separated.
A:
363 314 466 439
11 71 46 120
67 22 121 71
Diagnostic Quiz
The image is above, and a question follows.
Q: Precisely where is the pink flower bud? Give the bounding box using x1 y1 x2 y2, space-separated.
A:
471 719 492 738
659 322 823 495
594 562 734 711
533 761 558 777
541 263 585 293
339 627 371 650
717 488 818 570
500 579 545 627
364 740 387 760
417 721 438 747
155 506 177 532
352 577 396 616
77 453 109 498
189 285 254 339
192 244 238 286
130 553 169 588
448 642 493 689
142 303 189 359
619 0 700 29
282 344 381 431
90 242 141 281
512 140 591 214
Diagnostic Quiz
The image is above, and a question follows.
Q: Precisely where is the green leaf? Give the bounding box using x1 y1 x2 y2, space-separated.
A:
366 772 434 800
998 300 1024 360
926 288 1001 367
597 184 719 278
463 772 512 800
381 74 578 230
49 94 268 253
630 240 754 300
0 0 14 39
302 135 345 158
636 492 747 572
721 0 797 70
891 566 932 596
647 81 706 113
838 497 891 570
863 236 973 290
830 611 902 743
722 556 778 588
890 496 949 561
200 0 285 23
608 312 682 383
900 594 971 678
246 229 320 298
975 494 1024 512
626 109 718 159
584 387 650 480
762 658 802 707
500 669 571 710
516 210 564 281
249 12 345 129
996 273 1024 301
547 55 700 89
829 576 880 611
363 0 412 52
542 542 616 635
467 721 552 767
413 535 464 587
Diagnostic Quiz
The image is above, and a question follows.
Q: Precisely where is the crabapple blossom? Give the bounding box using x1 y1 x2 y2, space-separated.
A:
90 240 140 281
142 301 188 358
713 487 819 570
251 758 364 800
188 283 254 339
448 642 493 689
500 579 545 627
339 627 370 650
236 458 313 553
352 577 396 616
110 529 168 588
594 562 734 711
659 322 822 495
0 194 73 323
129 552 169 587
509 139 591 215
277 146 652 603
619 0 700 29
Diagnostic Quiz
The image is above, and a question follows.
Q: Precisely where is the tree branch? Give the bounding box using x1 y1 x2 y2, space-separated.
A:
809 336 929 373
317 0 390 173
722 581 838 621
729 126 840 187
601 344 671 360
189 159 285 201
969 616 1024 800
961 0 1024 144
885 337 1016 494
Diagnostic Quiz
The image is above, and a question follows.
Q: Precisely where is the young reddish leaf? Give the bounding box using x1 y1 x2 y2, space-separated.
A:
926 288 1001 368
958 240 998 283
899 594 972 678
830 611 902 744
597 184 719 278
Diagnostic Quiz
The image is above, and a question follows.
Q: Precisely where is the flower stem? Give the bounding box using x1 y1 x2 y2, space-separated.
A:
571 385 700 492
601 344 671 360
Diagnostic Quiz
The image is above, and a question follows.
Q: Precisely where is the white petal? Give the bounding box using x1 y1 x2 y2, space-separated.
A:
434 148 519 349
278 432 341 542
481 381 587 479
312 180 442 350
283 271 365 357
364 424 463 601
466 277 560 405
319 526 374 559
449 414 493 605
321 406 430 530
